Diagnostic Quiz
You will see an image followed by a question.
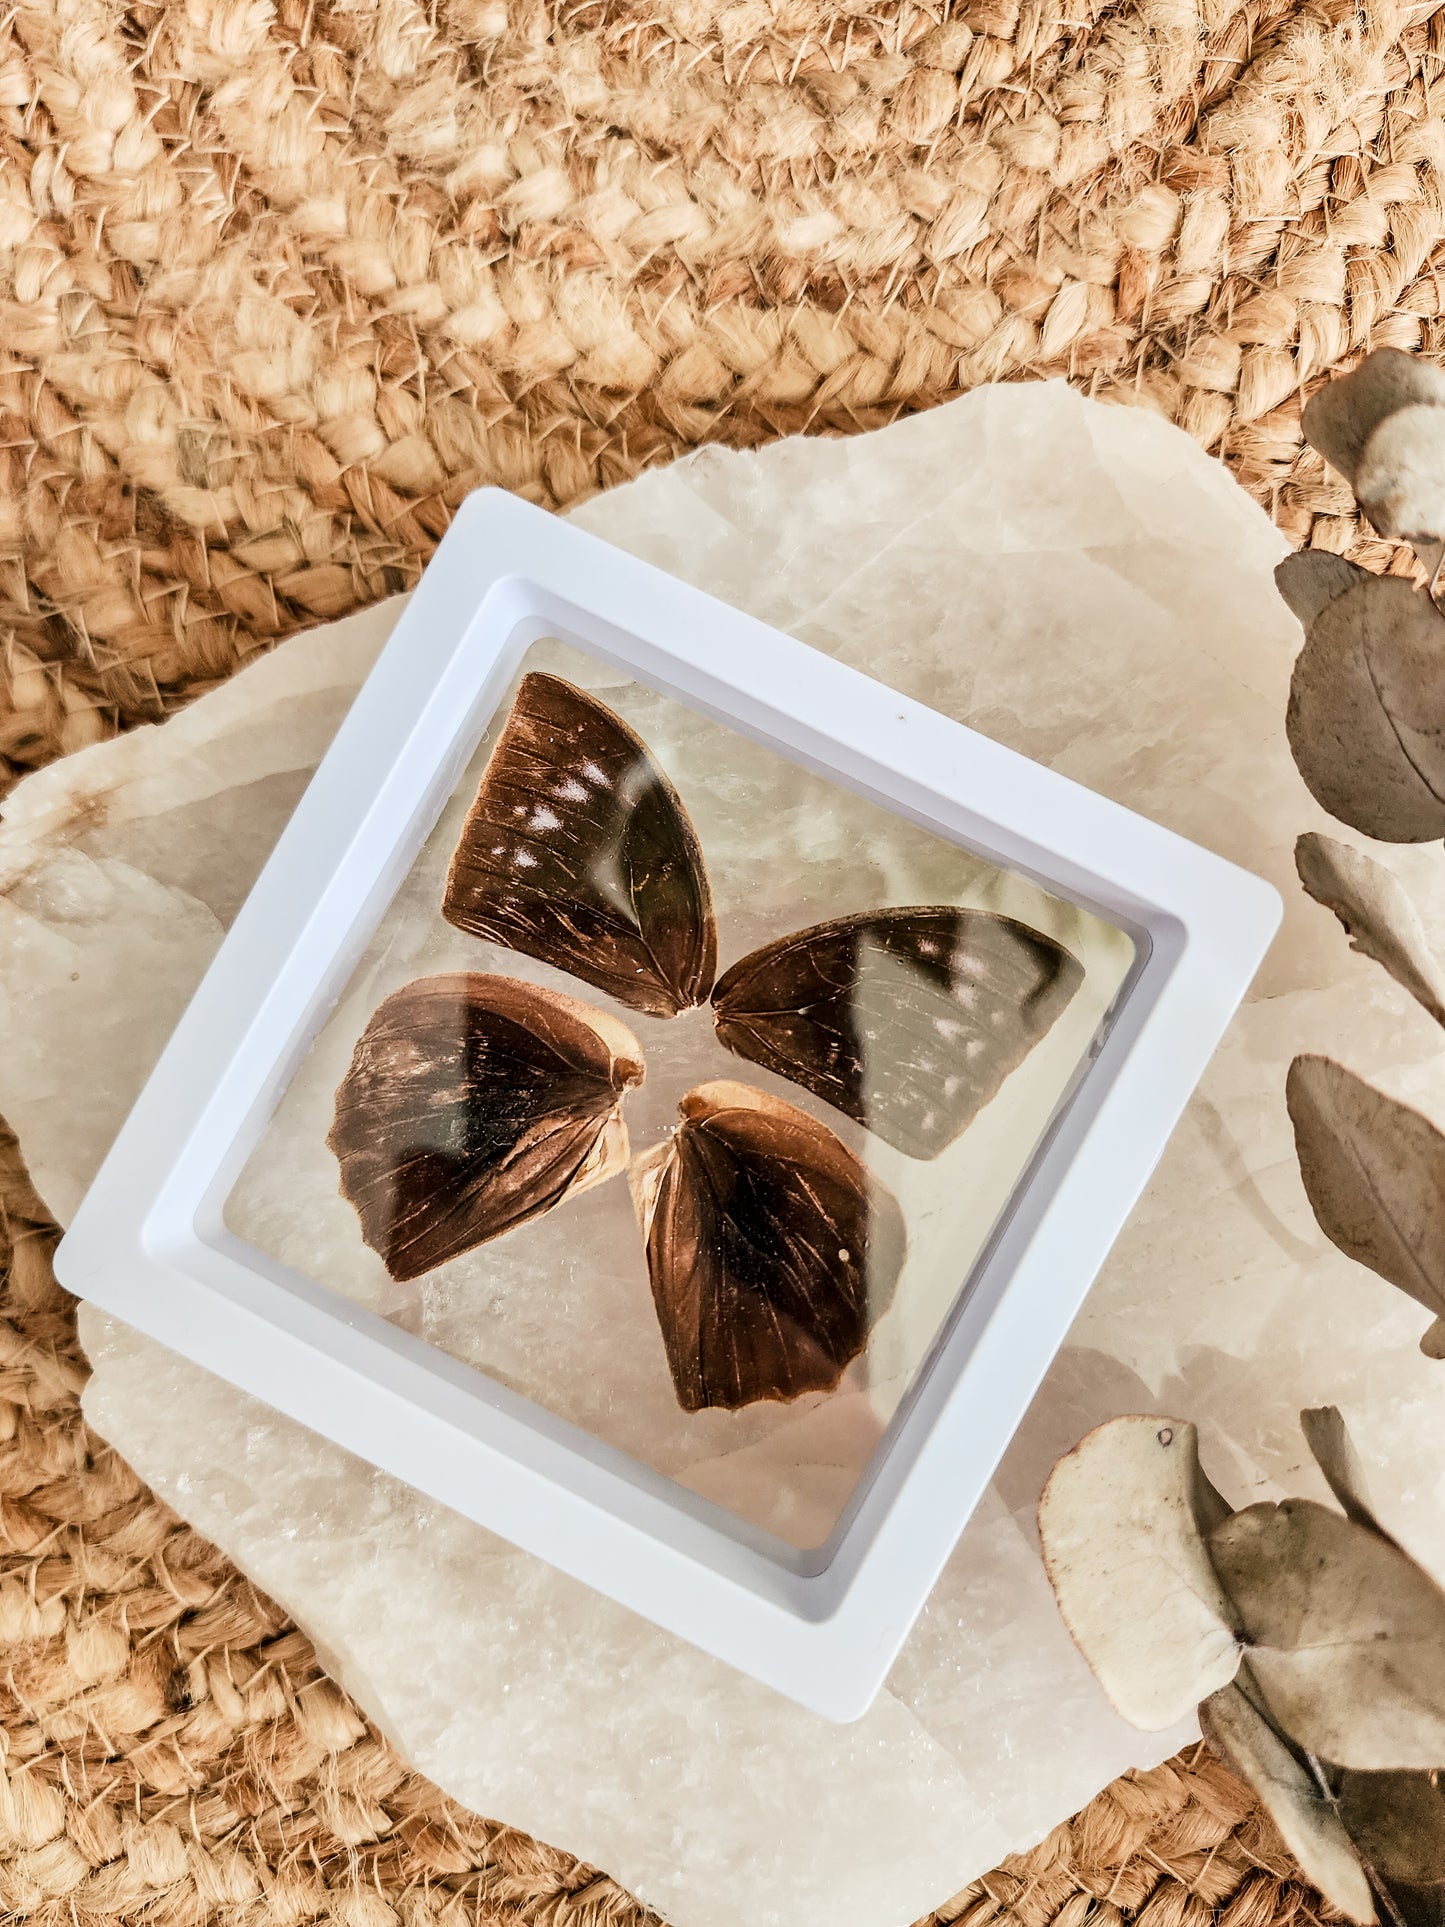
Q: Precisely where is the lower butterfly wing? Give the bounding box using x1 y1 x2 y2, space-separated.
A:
351 1107 619 1281
330 974 643 1280
634 1082 905 1412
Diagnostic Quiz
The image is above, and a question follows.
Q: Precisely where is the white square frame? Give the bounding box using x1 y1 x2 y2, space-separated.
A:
56 488 1280 1721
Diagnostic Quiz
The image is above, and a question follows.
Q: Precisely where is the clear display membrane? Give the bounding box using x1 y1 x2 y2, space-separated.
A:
226 639 1135 1552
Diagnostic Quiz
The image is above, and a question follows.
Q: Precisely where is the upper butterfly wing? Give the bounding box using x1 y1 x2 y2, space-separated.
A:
444 671 716 1017
330 973 643 1281
633 1081 905 1412
712 908 1082 1158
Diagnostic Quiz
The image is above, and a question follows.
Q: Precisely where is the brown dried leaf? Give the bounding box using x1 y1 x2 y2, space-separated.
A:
1286 575 1445 843
1199 1680 1376 1924
1295 834 1445 1027
1356 403 1445 546
1209 1499 1445 1770
1336 1769 1445 1887
444 672 716 1018
1275 553 1370 630
1301 349 1445 485
1299 1405 1382 1536
630 1081 905 1413
712 908 1081 1158
1037 1416 1240 1730
1286 1056 1445 1355
330 974 644 1281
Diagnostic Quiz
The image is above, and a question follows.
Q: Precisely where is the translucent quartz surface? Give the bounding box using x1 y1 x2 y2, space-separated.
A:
5 383 1444 1926
224 640 1131 1548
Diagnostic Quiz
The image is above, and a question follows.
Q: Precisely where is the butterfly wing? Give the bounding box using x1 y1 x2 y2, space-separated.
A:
444 672 716 1017
634 1082 905 1412
330 974 643 1280
712 907 1082 1158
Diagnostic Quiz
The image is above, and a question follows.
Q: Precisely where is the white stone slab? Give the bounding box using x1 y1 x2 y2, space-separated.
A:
4 381 1442 1926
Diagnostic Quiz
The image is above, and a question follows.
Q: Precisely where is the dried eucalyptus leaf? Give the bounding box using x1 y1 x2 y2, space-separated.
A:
1275 553 1370 629
1336 1769 1445 1887
1356 403 1445 546
1300 1405 1383 1536
1301 349 1445 484
1199 1680 1376 1924
1286 575 1445 843
1286 1056 1445 1353
1037 1416 1240 1730
1209 1498 1445 1770
1425 1319 1445 1360
1295 834 1445 1027
630 1081 906 1413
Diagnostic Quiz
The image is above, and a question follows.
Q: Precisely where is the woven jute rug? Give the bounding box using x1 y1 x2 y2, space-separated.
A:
0 0 1435 1917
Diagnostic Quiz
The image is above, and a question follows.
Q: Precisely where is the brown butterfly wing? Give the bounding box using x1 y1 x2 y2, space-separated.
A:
712 908 1082 1158
329 974 642 1281
639 1084 905 1412
444 672 716 1017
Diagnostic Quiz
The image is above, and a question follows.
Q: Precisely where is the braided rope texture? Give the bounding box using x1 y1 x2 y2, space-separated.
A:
1 0 1444 782
0 1147 1337 1927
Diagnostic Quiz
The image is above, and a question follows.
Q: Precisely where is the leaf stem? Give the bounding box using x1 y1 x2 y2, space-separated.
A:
1303 1751 1406 1927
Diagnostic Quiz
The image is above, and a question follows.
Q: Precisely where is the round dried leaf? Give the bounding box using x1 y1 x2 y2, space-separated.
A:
1336 1769 1445 1886
1301 349 1445 484
1286 1056 1445 1352
1295 834 1445 1027
1275 553 1369 631
1209 1499 1445 1770
1356 403 1445 545
1199 1681 1375 1923
1286 575 1445 843
1037 1416 1240 1731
